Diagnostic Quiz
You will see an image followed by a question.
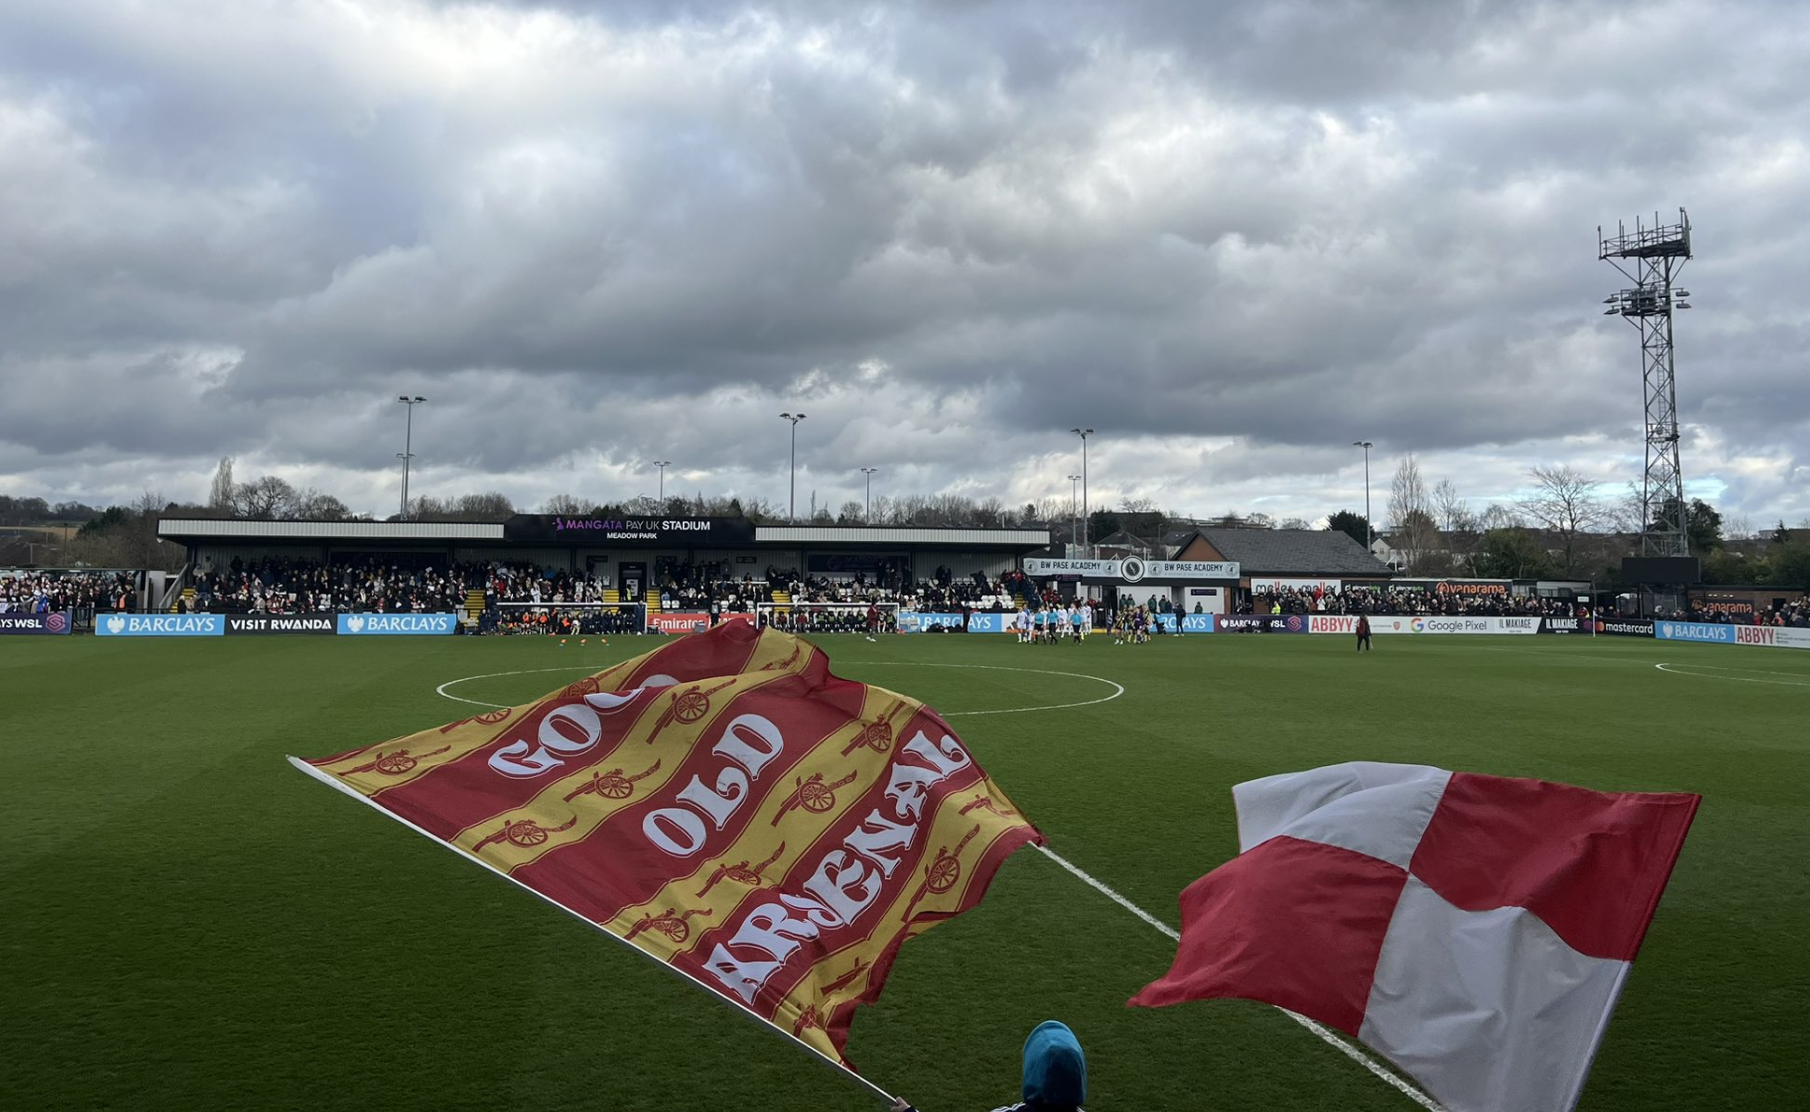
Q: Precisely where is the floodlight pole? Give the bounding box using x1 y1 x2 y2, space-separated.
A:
860 467 878 523
397 395 425 519
780 413 807 522
1071 427 1093 549
1354 440 1373 553
654 461 672 502
1068 474 1082 550
1599 208 1693 557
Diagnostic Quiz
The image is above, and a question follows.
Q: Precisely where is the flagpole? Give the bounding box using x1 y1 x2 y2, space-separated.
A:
287 757 899 1106
1563 962 1633 1112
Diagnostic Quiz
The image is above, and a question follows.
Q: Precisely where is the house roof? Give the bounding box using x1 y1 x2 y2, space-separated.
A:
1093 529 1153 551
1198 527 1393 576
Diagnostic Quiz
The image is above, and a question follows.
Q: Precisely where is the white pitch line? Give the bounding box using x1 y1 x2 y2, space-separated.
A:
432 660 1427 1104
1654 662 1810 687
435 665 596 708
434 662 1127 717
842 661 1125 717
1033 843 1444 1111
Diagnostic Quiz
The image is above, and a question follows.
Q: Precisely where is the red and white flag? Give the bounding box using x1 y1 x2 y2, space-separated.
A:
1131 762 1699 1112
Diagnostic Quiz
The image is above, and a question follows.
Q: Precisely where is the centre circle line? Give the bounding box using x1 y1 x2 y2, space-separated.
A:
433 661 1126 716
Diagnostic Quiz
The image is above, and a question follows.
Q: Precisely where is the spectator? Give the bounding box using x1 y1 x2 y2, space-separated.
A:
889 1020 1085 1112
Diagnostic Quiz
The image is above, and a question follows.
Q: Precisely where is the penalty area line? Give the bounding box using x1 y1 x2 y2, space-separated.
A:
1033 843 1443 1111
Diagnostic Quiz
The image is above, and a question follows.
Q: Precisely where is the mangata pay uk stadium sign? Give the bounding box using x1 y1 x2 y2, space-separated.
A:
507 514 757 546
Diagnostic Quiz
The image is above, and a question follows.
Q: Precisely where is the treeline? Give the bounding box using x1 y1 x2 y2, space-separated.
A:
10 454 1807 590
0 495 105 526
1364 455 1810 590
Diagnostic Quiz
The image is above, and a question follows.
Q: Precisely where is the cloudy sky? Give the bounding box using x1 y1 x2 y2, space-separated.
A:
3 0 1807 528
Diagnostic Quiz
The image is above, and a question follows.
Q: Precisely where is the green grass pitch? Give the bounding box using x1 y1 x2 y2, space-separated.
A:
3 632 1806 1111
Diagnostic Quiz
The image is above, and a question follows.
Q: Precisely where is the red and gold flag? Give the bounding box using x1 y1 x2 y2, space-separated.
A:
293 621 1042 1068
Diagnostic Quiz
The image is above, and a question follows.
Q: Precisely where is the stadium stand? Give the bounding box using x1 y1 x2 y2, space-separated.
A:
0 570 138 614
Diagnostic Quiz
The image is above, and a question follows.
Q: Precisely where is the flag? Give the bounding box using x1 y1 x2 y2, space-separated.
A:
1131 762 1698 1112
294 621 1042 1068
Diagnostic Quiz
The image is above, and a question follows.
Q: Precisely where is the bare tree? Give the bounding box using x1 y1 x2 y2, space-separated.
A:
408 494 450 519
1431 479 1478 568
453 492 515 521
1278 517 1314 530
207 457 235 512
294 490 351 520
1387 455 1438 574
235 475 300 519
541 494 590 515
1521 465 1606 574
1479 502 1525 531
1605 482 1645 534
1432 480 1475 532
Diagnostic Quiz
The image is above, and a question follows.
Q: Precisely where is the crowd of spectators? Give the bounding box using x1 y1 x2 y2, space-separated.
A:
188 558 468 614
21 554 1806 632
1679 597 1810 627
656 558 766 614
1244 585 1579 617
481 606 642 636
761 607 895 635
0 570 137 613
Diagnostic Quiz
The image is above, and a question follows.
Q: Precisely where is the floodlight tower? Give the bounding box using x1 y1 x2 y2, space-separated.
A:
1599 208 1693 557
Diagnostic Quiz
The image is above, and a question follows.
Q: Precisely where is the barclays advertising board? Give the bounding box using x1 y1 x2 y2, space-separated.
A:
336 613 459 636
96 613 224 637
1654 620 1736 644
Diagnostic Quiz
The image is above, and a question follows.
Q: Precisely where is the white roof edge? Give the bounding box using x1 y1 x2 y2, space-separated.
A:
156 519 506 539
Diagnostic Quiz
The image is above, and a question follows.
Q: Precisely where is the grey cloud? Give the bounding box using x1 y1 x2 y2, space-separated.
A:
1 0 1806 525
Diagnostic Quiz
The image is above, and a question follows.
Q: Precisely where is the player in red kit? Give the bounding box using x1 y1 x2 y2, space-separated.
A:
866 602 880 641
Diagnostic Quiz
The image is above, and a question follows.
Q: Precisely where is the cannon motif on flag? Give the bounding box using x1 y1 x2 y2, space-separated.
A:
562 676 601 698
624 907 712 944
792 1003 824 1036
646 678 736 742
823 958 870 994
697 842 787 897
344 745 451 775
770 771 859 825
473 814 578 851
564 759 662 802
841 699 909 757
758 643 802 671
958 794 1016 819
902 824 981 920
438 708 512 734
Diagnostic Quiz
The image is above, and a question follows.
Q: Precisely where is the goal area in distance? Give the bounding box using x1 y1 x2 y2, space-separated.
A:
756 601 899 633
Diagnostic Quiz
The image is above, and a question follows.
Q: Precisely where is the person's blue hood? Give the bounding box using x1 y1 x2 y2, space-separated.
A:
1021 1020 1086 1107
